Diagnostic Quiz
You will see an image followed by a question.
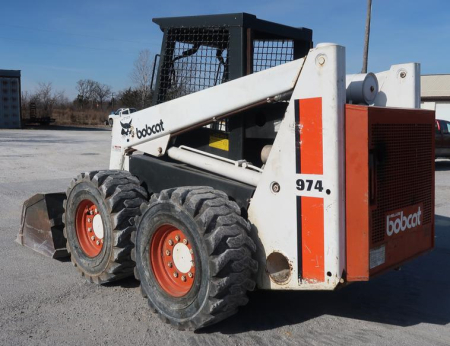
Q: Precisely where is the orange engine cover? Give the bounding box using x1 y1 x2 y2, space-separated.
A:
345 105 435 281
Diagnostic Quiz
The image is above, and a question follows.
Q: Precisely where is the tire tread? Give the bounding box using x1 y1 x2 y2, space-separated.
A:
64 170 148 284
132 186 257 330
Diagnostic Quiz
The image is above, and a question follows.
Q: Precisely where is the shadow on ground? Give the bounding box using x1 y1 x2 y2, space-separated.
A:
106 277 140 289
198 214 450 334
56 215 450 334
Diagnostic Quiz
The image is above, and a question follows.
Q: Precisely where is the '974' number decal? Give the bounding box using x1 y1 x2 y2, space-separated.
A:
296 179 323 192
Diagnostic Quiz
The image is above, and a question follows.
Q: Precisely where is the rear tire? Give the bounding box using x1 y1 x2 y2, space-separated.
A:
63 170 148 284
132 186 258 330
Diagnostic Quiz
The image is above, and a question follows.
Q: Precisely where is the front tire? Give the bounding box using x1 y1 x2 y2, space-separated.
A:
132 186 258 330
64 170 148 284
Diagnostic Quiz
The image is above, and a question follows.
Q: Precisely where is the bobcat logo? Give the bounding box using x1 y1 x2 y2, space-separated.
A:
120 119 132 136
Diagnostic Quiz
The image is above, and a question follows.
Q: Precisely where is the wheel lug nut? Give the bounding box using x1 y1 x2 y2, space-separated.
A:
168 262 173 268
181 276 186 282
165 250 171 256
88 227 92 232
183 239 188 245
91 236 95 241
175 235 180 242
188 272 193 278
95 209 98 214
168 240 173 246
87 218 91 222
173 272 178 278
96 240 100 245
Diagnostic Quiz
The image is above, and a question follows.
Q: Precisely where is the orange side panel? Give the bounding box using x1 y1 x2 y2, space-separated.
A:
345 105 370 281
297 98 324 282
301 197 325 282
299 98 323 175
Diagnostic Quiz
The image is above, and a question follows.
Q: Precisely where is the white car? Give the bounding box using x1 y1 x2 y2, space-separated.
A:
108 108 137 127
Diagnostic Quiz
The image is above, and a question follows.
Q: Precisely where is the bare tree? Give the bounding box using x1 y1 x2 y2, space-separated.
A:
54 90 69 108
86 79 99 107
131 49 153 108
94 83 112 110
21 90 30 117
76 79 108 109
76 80 90 109
34 82 55 114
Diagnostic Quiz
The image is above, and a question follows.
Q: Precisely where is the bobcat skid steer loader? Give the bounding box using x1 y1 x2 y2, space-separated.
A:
18 13 435 330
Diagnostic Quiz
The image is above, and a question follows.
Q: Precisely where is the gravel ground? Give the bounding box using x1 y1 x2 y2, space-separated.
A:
1 127 450 346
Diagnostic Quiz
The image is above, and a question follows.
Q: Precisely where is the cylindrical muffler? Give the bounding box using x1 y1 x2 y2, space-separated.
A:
346 73 379 104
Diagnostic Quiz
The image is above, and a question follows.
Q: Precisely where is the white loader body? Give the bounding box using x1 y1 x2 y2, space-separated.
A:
109 43 421 290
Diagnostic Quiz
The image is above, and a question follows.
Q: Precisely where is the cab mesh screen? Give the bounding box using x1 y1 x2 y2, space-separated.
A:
157 27 230 104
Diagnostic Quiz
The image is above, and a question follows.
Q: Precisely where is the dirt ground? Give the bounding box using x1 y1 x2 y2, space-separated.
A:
1 127 450 346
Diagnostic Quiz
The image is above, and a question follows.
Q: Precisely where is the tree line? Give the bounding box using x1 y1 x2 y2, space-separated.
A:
22 50 156 117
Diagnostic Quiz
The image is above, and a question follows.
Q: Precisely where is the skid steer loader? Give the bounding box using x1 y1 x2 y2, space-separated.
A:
18 13 435 330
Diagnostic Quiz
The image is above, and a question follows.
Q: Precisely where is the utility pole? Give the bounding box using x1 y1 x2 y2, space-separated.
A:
362 0 372 73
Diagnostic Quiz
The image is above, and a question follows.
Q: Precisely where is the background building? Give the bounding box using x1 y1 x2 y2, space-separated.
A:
421 74 450 121
0 69 21 129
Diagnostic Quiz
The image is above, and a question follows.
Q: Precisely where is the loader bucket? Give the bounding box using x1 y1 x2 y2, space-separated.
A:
17 193 69 259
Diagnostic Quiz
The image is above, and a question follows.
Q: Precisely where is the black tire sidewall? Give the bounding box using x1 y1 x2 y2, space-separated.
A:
66 181 114 276
136 201 210 321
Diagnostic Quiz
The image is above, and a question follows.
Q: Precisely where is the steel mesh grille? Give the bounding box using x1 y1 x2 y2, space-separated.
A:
253 39 294 73
370 124 433 244
157 27 230 104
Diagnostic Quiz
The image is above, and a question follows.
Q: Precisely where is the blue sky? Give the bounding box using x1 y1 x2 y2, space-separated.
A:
1 0 449 99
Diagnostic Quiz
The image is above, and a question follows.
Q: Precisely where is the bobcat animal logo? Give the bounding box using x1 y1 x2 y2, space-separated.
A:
120 119 132 136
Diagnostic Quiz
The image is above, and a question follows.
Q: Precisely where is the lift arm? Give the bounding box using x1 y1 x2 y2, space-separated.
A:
109 57 306 169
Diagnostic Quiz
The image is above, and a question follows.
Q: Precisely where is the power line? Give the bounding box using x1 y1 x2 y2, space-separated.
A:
4 24 154 45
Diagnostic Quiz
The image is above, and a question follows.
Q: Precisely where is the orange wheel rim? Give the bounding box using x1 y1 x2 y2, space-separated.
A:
75 199 104 257
150 225 196 297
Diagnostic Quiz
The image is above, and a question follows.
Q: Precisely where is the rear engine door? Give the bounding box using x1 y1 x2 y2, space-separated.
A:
346 105 435 281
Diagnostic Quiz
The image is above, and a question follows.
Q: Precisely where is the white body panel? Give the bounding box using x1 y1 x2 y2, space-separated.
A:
373 63 420 108
248 44 346 290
